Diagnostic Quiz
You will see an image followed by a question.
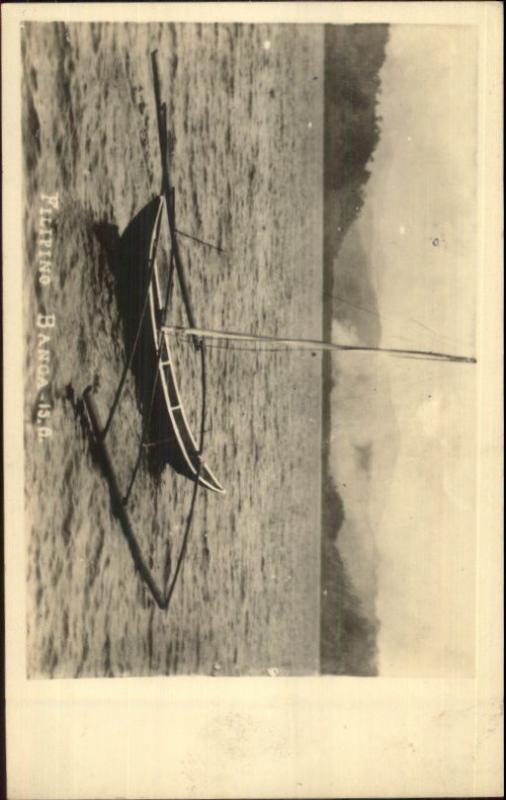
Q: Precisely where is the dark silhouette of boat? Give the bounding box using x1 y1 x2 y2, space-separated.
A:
115 193 224 494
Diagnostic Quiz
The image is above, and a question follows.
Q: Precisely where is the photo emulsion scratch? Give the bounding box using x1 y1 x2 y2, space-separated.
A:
22 21 478 679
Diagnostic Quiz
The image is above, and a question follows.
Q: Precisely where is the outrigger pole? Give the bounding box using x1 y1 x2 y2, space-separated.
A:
151 50 199 346
164 325 477 365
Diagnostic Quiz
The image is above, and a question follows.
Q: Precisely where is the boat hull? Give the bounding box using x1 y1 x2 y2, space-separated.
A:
115 196 224 494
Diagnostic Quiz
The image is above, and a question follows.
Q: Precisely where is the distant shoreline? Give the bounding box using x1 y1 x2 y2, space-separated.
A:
320 24 389 675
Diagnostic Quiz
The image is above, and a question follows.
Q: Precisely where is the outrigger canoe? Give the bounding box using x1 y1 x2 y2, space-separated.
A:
82 50 224 610
115 191 224 494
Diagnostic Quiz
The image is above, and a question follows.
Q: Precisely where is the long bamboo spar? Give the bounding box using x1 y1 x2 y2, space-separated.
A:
163 325 477 365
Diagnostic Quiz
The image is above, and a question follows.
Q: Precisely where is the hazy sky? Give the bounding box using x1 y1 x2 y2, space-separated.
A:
339 25 478 677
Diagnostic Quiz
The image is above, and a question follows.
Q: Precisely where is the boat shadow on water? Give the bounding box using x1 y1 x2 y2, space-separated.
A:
93 200 218 491
92 205 169 483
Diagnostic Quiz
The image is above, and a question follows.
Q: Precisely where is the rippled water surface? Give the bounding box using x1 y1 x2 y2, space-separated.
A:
23 22 323 677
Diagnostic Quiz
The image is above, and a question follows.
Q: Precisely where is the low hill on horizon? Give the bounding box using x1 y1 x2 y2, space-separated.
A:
321 23 394 676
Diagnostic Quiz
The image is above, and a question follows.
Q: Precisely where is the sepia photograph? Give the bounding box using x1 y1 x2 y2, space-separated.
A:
3 3 503 798
21 19 480 679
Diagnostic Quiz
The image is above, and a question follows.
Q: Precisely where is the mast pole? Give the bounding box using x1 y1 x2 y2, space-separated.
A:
163 324 477 365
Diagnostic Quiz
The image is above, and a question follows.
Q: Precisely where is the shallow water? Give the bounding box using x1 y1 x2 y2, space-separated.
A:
23 22 323 677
